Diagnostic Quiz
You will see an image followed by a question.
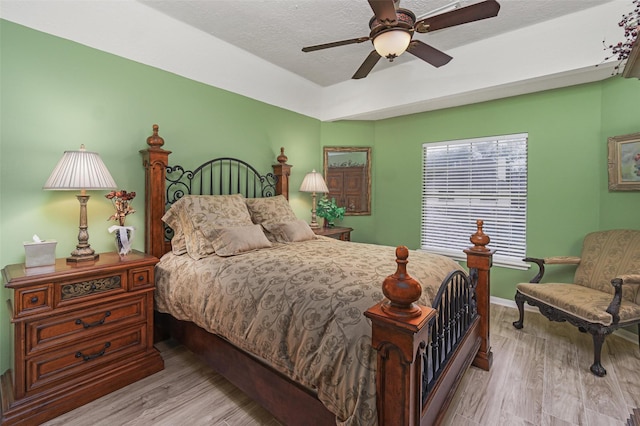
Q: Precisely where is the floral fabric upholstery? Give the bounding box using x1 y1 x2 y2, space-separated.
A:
574 230 640 305
162 194 254 260
245 195 301 242
245 195 298 225
155 237 463 425
517 229 640 326
261 219 317 243
515 283 640 326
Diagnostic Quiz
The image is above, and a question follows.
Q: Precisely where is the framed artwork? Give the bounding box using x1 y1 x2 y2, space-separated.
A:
323 147 372 215
607 132 640 191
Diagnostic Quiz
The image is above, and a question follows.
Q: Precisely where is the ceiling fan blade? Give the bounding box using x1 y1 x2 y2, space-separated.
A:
352 50 382 79
368 0 398 26
415 0 500 33
407 40 453 68
302 36 371 52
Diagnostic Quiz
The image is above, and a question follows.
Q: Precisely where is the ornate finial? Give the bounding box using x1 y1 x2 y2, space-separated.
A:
146 124 164 149
469 220 490 252
381 246 422 318
277 147 288 164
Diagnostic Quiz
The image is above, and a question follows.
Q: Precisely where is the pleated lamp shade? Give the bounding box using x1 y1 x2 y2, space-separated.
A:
299 169 328 228
44 145 117 190
299 169 329 194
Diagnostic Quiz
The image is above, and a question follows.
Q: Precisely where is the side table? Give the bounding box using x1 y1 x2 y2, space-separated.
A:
313 226 353 241
0 251 164 425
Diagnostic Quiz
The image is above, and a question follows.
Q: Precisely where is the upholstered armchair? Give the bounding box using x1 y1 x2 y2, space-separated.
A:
513 229 640 376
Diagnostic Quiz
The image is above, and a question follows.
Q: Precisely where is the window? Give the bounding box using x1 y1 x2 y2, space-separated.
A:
421 133 528 269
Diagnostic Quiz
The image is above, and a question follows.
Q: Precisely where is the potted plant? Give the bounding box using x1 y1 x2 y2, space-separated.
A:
316 196 346 228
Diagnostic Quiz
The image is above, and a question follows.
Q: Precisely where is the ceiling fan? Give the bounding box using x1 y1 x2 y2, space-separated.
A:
301 0 501 79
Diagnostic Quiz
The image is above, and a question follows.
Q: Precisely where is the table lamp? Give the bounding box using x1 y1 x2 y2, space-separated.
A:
44 144 117 263
299 169 329 228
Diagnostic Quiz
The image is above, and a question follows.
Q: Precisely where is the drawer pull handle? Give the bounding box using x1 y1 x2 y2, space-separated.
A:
30 296 39 304
75 311 111 329
75 342 111 361
138 275 144 281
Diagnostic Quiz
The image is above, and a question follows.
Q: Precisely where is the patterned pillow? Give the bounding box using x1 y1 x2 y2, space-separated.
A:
161 205 187 255
163 194 254 260
211 224 273 257
262 220 316 243
245 195 297 225
170 227 188 256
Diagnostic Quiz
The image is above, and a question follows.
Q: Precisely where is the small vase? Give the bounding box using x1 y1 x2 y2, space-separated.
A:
109 225 135 256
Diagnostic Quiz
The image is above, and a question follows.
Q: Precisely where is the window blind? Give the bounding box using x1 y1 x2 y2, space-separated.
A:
421 133 528 269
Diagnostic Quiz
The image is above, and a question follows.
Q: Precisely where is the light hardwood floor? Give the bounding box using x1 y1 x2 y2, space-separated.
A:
43 304 640 426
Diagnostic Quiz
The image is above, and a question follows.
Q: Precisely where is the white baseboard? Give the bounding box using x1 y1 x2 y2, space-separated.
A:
490 296 639 344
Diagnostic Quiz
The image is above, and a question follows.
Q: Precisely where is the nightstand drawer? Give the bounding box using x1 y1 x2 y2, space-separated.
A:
56 271 125 306
15 285 53 317
26 295 147 355
129 266 154 290
25 323 148 394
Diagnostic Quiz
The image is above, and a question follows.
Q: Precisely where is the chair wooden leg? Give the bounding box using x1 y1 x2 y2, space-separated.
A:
590 332 607 377
513 291 525 329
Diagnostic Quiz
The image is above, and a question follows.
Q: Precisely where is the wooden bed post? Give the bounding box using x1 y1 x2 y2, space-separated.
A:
366 222 494 425
365 247 437 426
464 220 494 371
272 147 291 199
141 124 171 260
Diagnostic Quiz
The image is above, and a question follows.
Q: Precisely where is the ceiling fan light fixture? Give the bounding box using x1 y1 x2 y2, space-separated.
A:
302 0 501 79
373 30 411 61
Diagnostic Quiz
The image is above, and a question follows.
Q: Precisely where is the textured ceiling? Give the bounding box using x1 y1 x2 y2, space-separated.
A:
139 0 613 87
1 0 626 120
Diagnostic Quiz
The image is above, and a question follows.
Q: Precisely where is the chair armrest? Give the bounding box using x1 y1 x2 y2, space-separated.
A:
606 275 640 324
618 274 640 284
544 256 581 265
606 278 624 324
523 256 581 283
607 274 640 324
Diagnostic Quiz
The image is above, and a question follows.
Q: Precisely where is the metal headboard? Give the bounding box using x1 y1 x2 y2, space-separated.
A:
166 157 278 204
164 157 278 240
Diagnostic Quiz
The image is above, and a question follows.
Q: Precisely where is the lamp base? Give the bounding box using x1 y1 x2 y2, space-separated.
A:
66 251 99 264
309 192 321 229
67 193 100 264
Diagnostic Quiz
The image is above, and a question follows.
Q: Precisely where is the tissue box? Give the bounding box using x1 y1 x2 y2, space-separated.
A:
24 240 57 268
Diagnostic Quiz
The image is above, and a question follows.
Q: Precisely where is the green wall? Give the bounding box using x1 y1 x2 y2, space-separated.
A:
600 77 640 228
2 19 639 376
369 78 640 300
0 20 321 373
319 121 377 242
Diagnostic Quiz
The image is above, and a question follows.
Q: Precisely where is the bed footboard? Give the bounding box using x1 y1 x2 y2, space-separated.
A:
366 221 493 425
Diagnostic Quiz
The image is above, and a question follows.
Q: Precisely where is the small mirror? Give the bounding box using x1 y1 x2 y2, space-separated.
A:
323 147 371 216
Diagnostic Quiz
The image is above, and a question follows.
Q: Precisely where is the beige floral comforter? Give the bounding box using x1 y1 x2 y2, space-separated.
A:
155 236 462 425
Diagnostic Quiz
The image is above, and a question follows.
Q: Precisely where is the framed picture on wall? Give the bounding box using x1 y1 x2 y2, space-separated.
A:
323 147 372 215
607 132 640 191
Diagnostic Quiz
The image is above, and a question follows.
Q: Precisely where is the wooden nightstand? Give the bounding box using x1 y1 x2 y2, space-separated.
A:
0 251 164 426
313 226 353 241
